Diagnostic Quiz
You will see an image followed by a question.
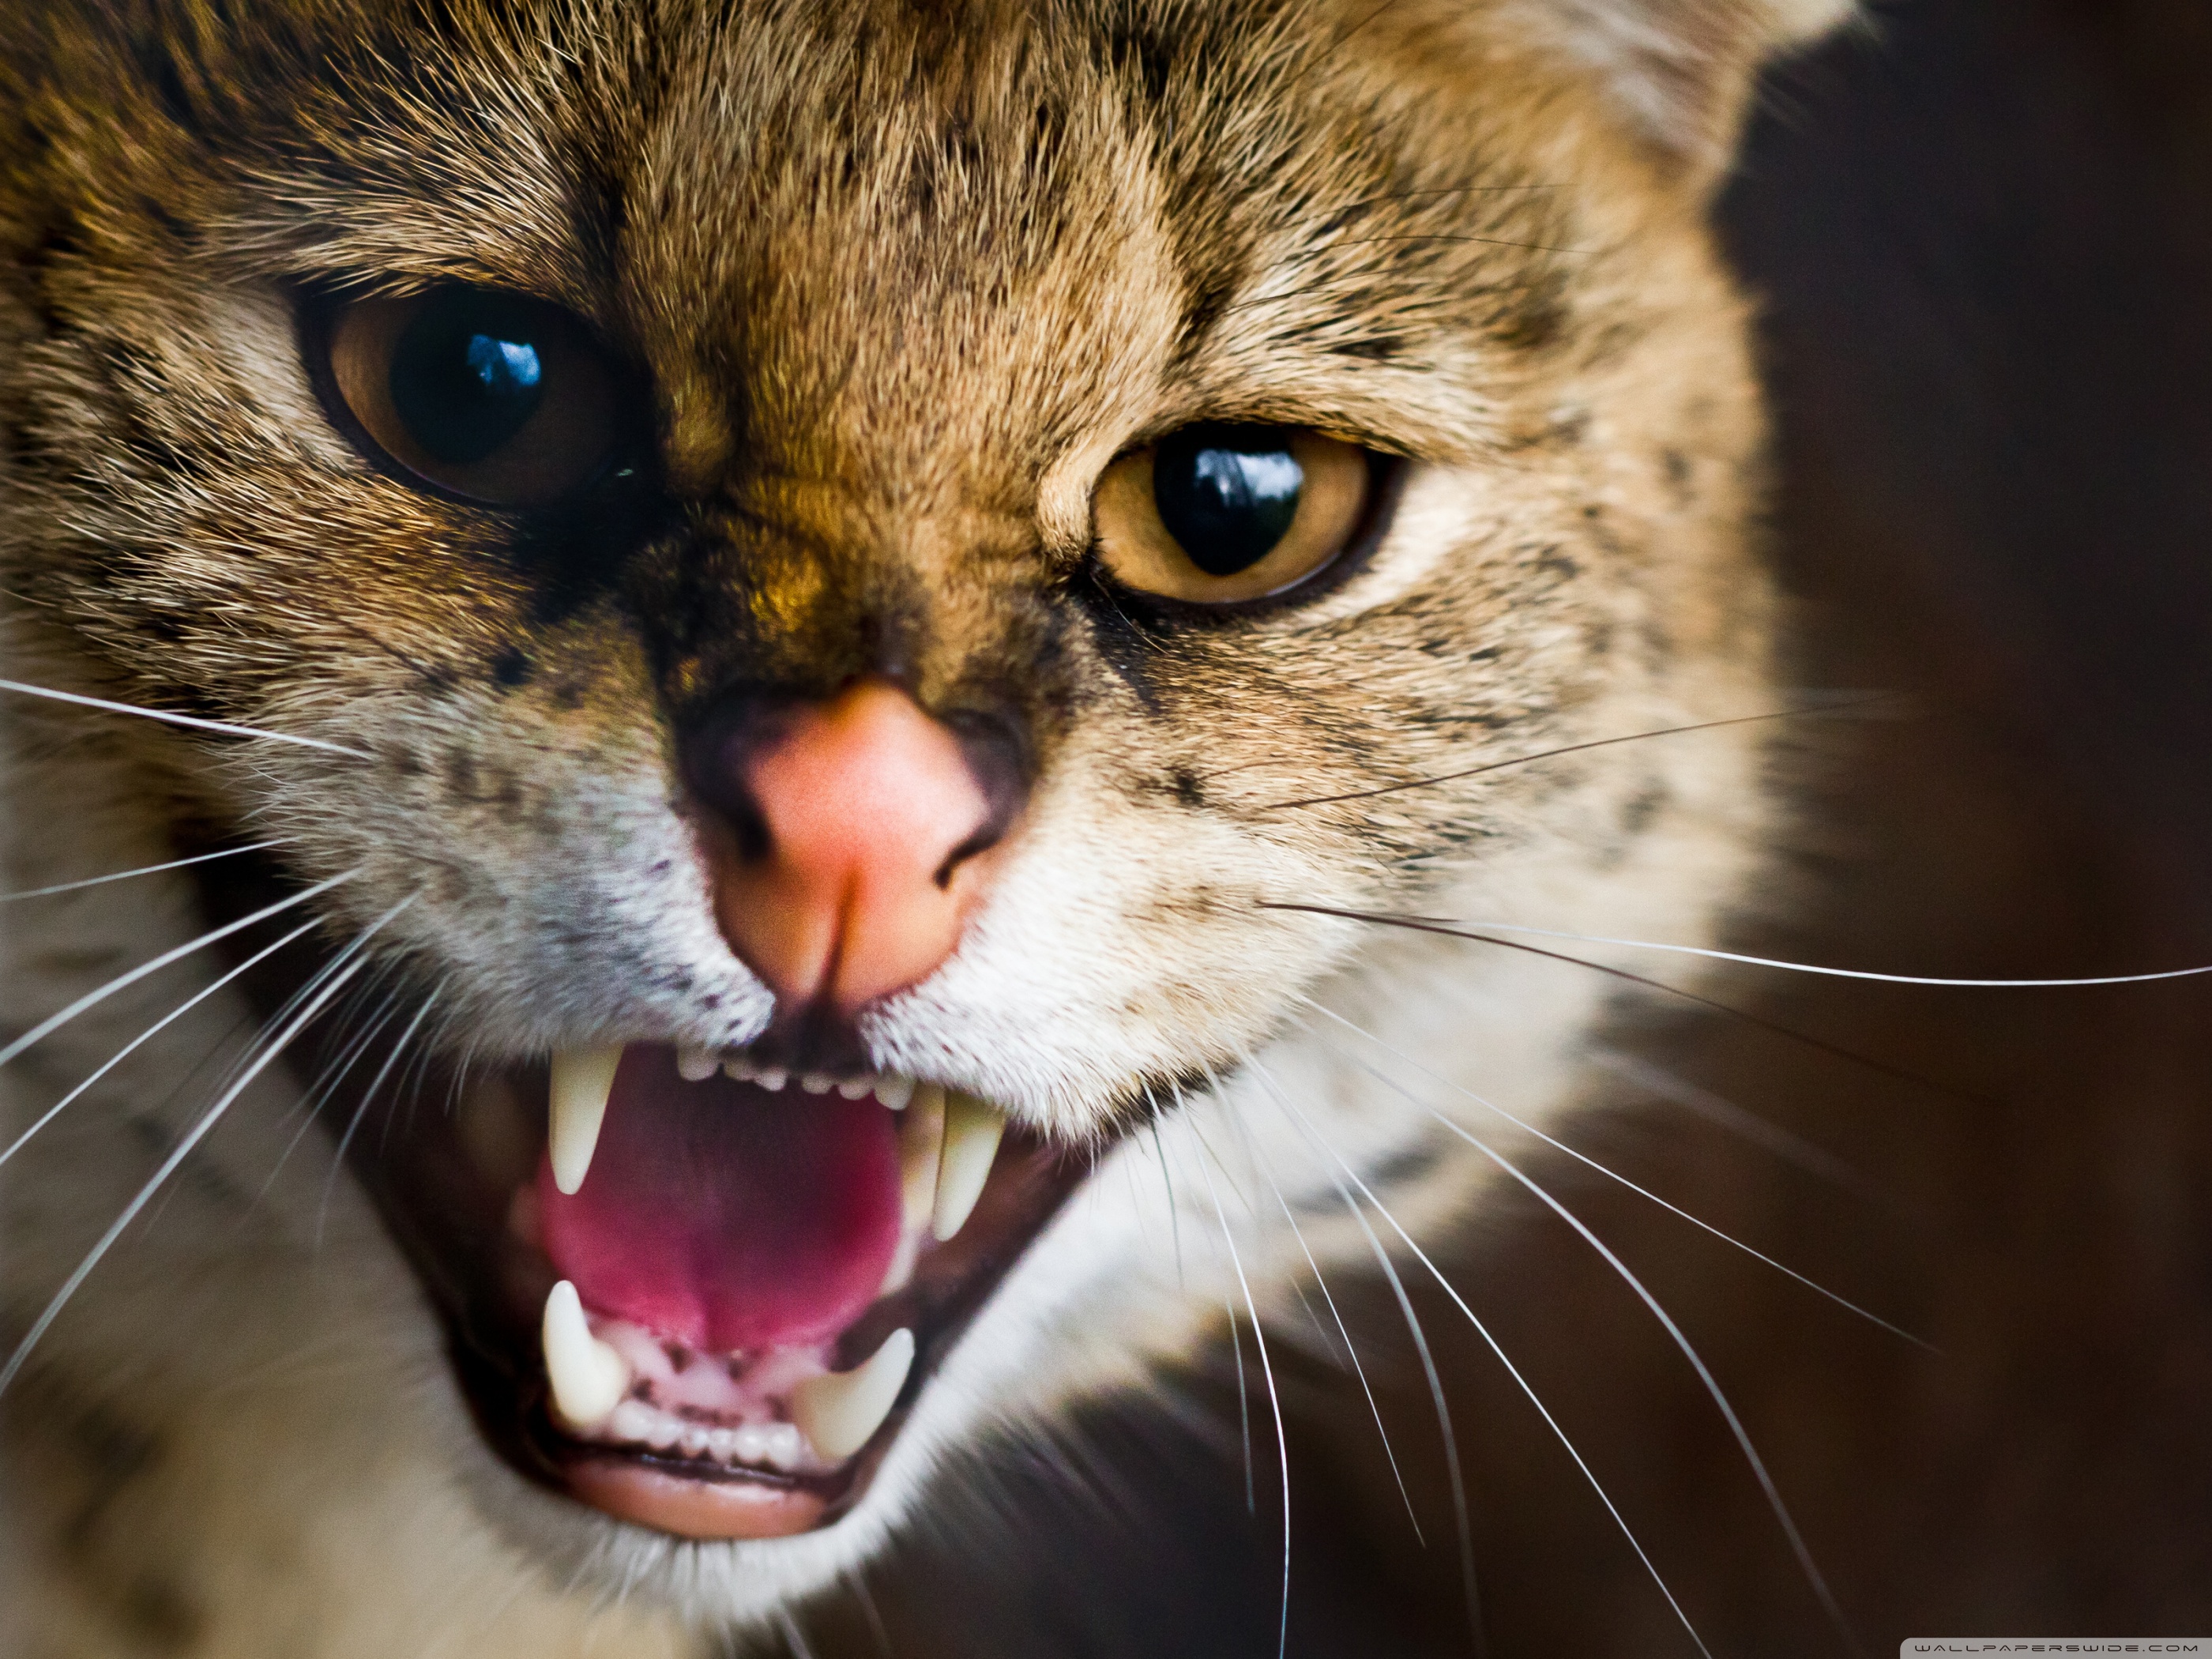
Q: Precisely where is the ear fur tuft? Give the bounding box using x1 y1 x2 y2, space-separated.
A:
1503 0 1856 175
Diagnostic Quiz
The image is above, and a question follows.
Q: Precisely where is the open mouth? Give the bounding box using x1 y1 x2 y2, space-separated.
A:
186 846 1086 1542
349 1040 1085 1539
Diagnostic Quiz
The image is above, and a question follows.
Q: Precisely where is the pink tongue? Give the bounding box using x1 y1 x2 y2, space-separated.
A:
538 1046 901 1352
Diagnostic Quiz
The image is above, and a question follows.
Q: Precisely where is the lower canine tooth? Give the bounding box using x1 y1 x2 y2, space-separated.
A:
790 1328 914 1460
548 1045 623 1195
932 1093 1006 1242
542 1281 630 1429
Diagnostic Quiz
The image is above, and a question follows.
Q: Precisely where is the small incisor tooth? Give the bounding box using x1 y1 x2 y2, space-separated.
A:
932 1092 1005 1242
790 1328 914 1460
542 1280 630 1429
548 1045 623 1195
898 1084 946 1231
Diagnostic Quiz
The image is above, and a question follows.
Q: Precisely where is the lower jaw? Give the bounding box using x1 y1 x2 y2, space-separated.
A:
566 1458 829 1540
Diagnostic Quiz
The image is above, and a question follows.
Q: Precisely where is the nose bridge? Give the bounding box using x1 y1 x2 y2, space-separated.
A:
662 468 1059 752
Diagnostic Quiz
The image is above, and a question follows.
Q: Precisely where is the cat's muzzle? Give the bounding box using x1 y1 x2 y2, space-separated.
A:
350 1039 1082 1539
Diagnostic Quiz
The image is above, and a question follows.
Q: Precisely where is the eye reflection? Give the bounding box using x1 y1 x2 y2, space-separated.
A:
317 284 619 507
1093 423 1373 606
1155 430 1308 578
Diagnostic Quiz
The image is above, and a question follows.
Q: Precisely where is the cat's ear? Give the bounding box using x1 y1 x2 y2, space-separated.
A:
1442 0 1856 182
1520 0 1850 168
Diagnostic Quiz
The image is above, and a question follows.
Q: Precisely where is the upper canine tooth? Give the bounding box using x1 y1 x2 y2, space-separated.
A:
898 1084 946 1230
932 1093 1005 1242
549 1045 623 1195
675 1046 719 1082
542 1280 631 1429
790 1328 915 1460
875 1074 916 1112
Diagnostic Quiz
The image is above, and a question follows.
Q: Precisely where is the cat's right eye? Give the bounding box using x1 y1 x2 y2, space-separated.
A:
314 286 620 508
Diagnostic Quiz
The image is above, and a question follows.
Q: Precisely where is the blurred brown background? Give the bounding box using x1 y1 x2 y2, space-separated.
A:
773 4 2212 1652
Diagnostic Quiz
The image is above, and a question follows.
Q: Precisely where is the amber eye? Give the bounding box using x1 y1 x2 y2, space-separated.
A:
319 287 619 507
1093 423 1372 605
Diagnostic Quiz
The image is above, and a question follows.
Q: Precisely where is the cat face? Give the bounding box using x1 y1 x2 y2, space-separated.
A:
0 0 1841 1638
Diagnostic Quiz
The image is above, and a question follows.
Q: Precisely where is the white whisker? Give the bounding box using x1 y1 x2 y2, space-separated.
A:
1268 1079 1710 1659
1589 1048 1872 1195
0 677 371 757
1292 905 2212 988
1242 1087 1425 1544
259 980 410 1201
382 1015 446 1153
1335 1053 1860 1652
844 1569 896 1659
1251 1059 1480 1646
1176 1087 1256 1512
0 867 360 1075
774 1607 821 1659
317 989 440 1247
0 913 324 1171
0 895 411 1400
1194 1130 1292 1659
0 840 292 903
1276 1258 1341 1366
1142 1086 1185 1291
1257 694 1897 812
1304 1000 1933 1350
198 900 394 1119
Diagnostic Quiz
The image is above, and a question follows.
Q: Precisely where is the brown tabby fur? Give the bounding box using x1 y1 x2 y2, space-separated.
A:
792 8 2212 1654
62 3 2206 1657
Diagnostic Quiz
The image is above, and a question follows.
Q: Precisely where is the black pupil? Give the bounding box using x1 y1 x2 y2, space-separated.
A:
389 292 547 465
1152 424 1304 577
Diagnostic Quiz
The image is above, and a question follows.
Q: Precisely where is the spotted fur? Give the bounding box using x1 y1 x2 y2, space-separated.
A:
0 2 1841 1653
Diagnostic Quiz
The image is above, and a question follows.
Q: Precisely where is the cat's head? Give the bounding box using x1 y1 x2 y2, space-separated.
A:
0 0 1842 1629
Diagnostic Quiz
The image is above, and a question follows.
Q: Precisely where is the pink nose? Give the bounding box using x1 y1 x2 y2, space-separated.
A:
688 681 1013 1013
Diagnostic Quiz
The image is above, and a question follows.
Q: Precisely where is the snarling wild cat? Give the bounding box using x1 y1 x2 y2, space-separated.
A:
0 0 1849 1652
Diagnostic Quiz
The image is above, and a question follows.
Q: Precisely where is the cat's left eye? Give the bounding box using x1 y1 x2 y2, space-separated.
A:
1091 423 1375 608
314 286 620 508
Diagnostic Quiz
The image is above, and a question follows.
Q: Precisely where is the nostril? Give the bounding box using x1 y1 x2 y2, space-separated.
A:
680 699 796 865
928 710 1025 889
681 690 814 863
679 679 1029 1009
